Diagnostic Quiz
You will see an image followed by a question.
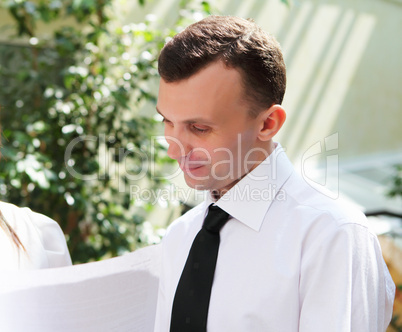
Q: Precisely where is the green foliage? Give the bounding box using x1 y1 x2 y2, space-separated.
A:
390 314 402 332
388 165 402 199
0 0 212 263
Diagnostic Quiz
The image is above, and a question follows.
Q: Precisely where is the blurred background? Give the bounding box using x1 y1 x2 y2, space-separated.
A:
0 0 401 329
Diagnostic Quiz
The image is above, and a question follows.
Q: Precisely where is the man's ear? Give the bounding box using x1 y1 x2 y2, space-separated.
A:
257 104 286 142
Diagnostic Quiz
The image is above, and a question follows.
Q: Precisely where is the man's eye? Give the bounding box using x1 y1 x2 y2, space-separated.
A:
192 125 209 133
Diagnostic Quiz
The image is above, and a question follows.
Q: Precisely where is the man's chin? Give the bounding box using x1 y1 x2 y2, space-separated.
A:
183 175 211 191
184 180 209 191
183 176 228 194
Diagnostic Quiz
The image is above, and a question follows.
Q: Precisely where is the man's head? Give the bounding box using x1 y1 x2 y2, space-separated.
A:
158 15 286 117
157 16 287 195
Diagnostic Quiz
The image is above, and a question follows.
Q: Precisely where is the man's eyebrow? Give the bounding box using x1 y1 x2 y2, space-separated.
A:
183 118 214 125
155 106 214 126
155 107 171 121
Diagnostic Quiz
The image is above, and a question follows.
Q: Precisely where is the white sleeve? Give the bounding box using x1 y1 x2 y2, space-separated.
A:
299 223 395 332
29 210 72 268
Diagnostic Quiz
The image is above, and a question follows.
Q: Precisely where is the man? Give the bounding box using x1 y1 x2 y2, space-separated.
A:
154 15 395 331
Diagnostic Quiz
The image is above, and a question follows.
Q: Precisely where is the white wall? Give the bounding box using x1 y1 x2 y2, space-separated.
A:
118 0 402 165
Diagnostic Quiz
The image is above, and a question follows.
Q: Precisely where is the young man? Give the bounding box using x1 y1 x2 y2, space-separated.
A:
154 15 395 331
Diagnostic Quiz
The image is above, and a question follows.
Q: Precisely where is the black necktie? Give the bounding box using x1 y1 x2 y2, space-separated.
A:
170 204 230 332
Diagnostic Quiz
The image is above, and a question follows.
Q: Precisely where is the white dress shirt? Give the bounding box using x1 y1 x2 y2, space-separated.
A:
154 144 395 332
0 201 72 270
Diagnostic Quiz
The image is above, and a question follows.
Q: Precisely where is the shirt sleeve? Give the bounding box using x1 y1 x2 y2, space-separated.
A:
299 222 395 332
29 209 72 268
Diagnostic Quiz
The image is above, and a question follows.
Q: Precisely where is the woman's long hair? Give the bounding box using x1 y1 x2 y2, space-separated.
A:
0 209 25 250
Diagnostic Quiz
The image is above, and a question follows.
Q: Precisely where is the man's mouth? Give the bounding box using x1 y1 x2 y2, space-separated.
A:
178 160 208 173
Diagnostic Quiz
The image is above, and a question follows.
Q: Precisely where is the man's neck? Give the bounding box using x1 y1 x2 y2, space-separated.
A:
210 141 276 200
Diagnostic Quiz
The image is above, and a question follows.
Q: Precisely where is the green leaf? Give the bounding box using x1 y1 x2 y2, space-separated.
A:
201 1 211 14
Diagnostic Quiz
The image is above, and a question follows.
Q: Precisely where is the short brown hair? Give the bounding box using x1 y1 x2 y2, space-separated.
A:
158 15 286 117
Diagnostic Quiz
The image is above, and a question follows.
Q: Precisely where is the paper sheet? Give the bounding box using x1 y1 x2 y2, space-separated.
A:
0 244 161 332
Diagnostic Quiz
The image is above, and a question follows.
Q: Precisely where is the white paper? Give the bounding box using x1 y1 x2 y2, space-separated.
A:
0 244 161 332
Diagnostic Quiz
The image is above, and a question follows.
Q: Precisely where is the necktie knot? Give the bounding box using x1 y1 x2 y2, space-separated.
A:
203 204 229 233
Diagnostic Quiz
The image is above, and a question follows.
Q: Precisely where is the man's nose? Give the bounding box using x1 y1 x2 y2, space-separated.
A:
165 134 191 160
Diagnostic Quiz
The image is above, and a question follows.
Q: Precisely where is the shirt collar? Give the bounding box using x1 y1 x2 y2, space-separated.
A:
206 143 294 232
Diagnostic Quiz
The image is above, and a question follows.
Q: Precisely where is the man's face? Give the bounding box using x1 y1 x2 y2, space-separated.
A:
156 61 267 193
